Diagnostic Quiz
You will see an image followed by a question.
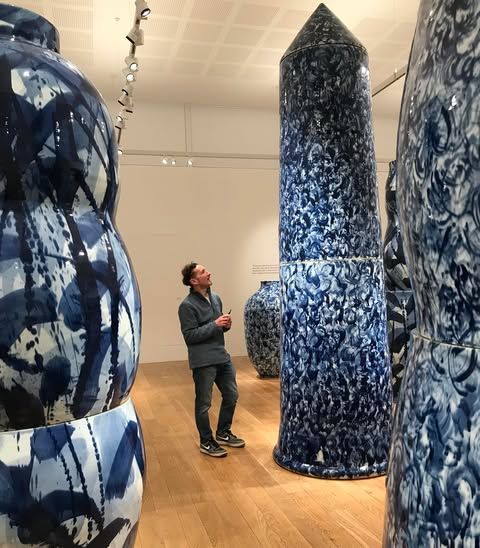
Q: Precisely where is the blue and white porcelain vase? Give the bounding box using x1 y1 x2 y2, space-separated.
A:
244 281 280 377
384 0 480 545
0 5 144 545
383 161 416 398
273 3 391 479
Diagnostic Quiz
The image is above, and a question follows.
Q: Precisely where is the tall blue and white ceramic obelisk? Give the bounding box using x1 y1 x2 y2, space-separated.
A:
273 3 392 478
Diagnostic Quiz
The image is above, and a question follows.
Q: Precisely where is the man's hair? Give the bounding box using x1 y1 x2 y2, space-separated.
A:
181 262 198 287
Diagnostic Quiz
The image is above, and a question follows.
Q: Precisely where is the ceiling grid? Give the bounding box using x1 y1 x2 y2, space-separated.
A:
2 0 420 116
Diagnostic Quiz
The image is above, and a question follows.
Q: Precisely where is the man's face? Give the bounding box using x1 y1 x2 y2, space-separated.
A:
191 264 212 289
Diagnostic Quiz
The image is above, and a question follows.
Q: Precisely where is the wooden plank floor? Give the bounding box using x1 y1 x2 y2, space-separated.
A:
132 356 387 547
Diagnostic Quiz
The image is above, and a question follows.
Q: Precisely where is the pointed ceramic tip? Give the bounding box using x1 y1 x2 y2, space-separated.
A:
282 3 365 61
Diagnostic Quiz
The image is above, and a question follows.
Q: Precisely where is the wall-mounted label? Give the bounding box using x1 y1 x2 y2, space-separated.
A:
252 264 279 275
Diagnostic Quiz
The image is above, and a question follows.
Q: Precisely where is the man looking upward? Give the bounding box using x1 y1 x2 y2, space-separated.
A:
178 262 245 457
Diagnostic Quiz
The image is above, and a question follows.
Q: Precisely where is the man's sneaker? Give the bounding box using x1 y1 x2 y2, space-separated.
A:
200 439 227 458
216 430 246 448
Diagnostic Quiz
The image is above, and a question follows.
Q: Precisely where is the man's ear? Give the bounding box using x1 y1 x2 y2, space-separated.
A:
190 277 198 287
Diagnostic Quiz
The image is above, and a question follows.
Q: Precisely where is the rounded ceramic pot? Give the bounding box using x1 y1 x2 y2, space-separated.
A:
384 0 480 544
0 398 145 547
0 5 141 430
244 281 280 377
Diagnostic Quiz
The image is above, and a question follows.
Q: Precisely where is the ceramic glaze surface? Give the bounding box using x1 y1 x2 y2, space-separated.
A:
386 291 415 398
276 261 391 478
274 3 391 478
383 161 411 292
0 6 141 429
383 161 416 397
0 5 59 51
384 0 480 544
0 398 145 547
244 281 280 377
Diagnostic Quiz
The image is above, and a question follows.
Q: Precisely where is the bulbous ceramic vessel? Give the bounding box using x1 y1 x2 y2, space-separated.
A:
384 0 480 544
382 161 416 398
244 281 280 377
0 5 141 428
274 3 391 479
0 6 145 546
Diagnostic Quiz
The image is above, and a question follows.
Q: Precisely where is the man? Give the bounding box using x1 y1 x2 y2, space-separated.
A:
178 262 245 458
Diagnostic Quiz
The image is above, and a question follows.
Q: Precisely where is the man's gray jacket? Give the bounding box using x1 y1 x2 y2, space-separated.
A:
178 289 231 369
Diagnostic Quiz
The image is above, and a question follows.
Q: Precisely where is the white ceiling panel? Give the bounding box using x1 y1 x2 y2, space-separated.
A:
59 29 93 50
223 26 264 46
144 17 180 39
148 0 186 18
262 29 297 49
52 0 94 6
51 7 93 30
207 63 242 77
177 42 214 60
242 65 276 80
251 49 282 65
214 46 252 63
277 9 312 29
234 4 280 26
143 39 175 57
173 60 206 74
182 21 223 41
189 0 236 22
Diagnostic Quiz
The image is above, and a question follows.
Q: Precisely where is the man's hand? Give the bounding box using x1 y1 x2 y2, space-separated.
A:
215 314 232 329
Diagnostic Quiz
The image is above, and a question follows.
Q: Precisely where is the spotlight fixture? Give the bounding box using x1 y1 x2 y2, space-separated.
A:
125 55 139 72
135 0 151 18
126 25 144 46
121 82 134 96
118 148 123 155
162 157 168 165
187 159 193 167
122 67 136 82
171 159 176 166
118 94 134 110
116 0 151 148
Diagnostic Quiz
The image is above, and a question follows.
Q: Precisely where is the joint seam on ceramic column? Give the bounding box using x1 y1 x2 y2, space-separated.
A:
282 42 367 63
413 331 480 352
280 256 382 267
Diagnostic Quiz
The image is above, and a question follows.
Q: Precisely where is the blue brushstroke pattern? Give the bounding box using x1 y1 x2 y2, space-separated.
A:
105 420 138 500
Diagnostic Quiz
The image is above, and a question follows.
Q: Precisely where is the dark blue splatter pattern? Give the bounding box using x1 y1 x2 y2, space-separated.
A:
274 3 391 479
384 0 480 545
383 161 416 398
0 6 141 429
0 5 60 52
244 281 280 377
0 399 145 547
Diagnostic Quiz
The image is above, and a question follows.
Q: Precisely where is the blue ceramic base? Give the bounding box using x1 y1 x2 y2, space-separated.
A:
0 398 145 547
385 332 480 545
275 259 391 478
272 447 387 479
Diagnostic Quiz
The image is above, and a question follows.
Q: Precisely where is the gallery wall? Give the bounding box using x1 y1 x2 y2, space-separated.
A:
110 101 399 363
